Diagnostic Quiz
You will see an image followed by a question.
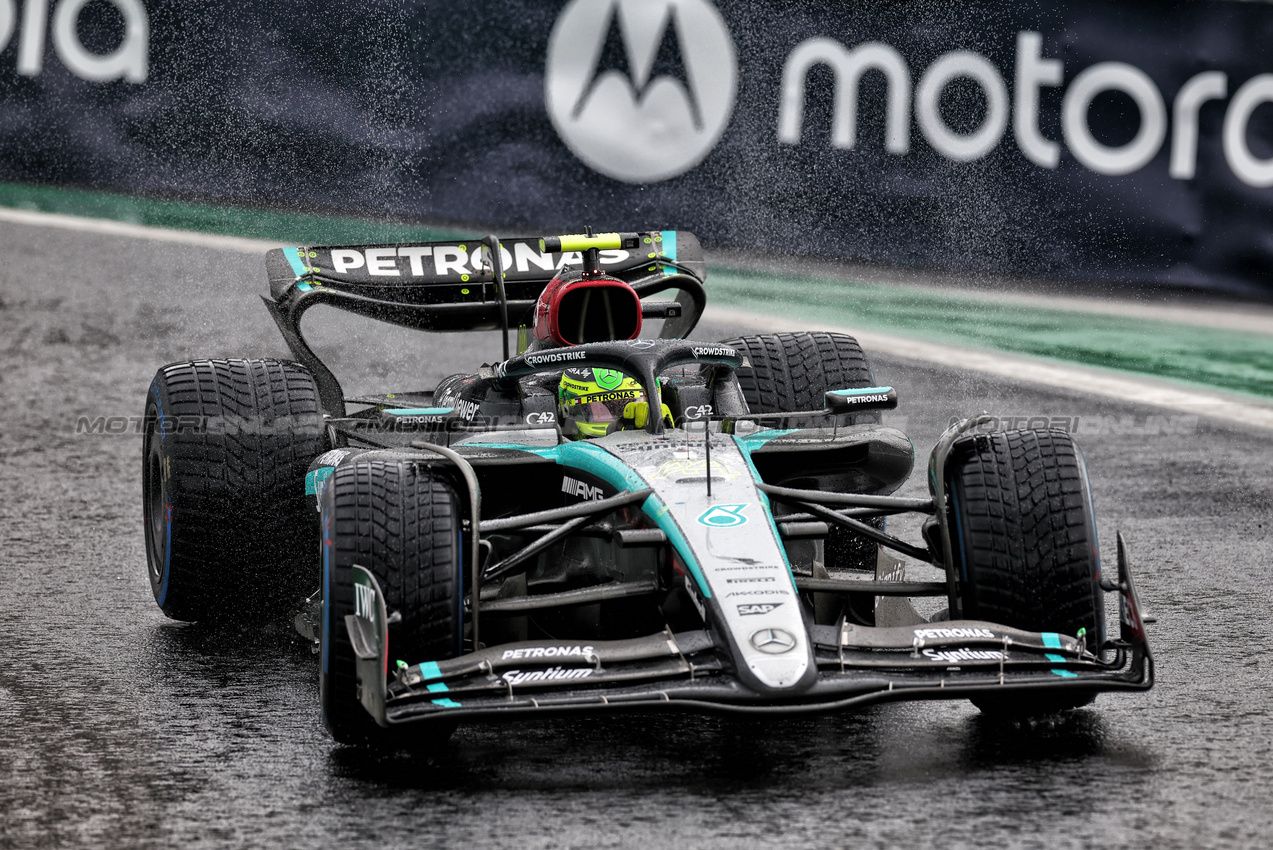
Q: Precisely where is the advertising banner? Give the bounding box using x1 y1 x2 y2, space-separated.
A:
1 0 1271 295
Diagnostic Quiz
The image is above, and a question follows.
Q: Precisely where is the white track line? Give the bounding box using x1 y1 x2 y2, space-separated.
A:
0 206 283 254
909 287 1273 336
706 304 1273 433
710 255 1273 337
7 205 1272 431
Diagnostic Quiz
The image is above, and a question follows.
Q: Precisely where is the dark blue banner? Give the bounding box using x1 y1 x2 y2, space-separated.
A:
2 0 1271 296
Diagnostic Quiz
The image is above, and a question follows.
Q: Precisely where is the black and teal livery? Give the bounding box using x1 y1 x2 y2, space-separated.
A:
141 230 1153 750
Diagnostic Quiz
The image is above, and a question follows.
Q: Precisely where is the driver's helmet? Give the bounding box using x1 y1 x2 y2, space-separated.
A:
558 367 671 438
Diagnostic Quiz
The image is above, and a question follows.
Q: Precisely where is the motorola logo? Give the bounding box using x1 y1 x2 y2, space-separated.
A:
545 0 737 183
0 0 148 83
778 30 1273 187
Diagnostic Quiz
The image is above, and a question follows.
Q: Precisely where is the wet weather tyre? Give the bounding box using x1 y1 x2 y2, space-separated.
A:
720 332 878 424
142 359 326 624
720 332 881 573
946 429 1106 715
320 460 463 748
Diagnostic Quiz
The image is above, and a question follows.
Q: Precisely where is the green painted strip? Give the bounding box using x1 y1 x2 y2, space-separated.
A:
305 466 334 496
735 429 797 453
712 268 1273 401
9 180 1267 401
1042 639 1079 677
557 441 646 492
1046 653 1079 678
0 181 472 245
660 230 678 276
459 443 560 457
431 698 461 708
384 407 453 415
454 440 712 595
556 442 711 596
283 246 308 276
418 661 443 681
426 682 449 693
732 434 796 583
829 386 893 395
640 492 709 599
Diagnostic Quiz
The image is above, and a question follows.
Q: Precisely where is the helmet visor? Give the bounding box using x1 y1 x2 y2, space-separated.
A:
567 389 645 424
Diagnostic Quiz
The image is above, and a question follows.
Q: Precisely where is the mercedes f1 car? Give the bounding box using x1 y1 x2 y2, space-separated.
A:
142 229 1153 746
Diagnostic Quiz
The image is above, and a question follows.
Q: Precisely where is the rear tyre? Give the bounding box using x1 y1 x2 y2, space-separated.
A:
721 332 882 576
142 359 325 624
946 429 1106 716
320 460 463 748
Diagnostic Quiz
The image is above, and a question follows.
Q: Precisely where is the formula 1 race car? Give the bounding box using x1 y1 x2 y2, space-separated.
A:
142 229 1153 747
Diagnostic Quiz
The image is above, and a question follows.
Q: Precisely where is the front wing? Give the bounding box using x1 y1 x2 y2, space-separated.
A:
345 534 1153 728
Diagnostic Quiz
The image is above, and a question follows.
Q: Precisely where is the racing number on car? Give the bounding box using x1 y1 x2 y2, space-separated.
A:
697 504 748 527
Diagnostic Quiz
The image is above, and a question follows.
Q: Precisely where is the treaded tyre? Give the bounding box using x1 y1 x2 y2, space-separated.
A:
946 429 1106 715
720 332 882 573
320 460 463 748
720 332 878 424
143 359 326 624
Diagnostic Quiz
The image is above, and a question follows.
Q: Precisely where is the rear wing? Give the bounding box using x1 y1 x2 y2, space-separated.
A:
261 230 706 416
266 231 703 304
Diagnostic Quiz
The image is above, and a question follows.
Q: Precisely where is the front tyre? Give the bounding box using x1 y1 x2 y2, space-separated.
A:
720 332 878 424
320 460 463 748
720 332 882 575
946 429 1106 715
142 359 325 624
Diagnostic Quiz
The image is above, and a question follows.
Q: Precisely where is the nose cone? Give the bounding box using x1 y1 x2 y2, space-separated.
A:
745 627 811 690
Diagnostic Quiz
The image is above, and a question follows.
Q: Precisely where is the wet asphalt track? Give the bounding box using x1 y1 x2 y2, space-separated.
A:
2 221 1272 849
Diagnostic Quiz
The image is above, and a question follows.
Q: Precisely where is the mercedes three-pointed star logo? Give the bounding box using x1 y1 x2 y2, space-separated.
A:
750 627 797 654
